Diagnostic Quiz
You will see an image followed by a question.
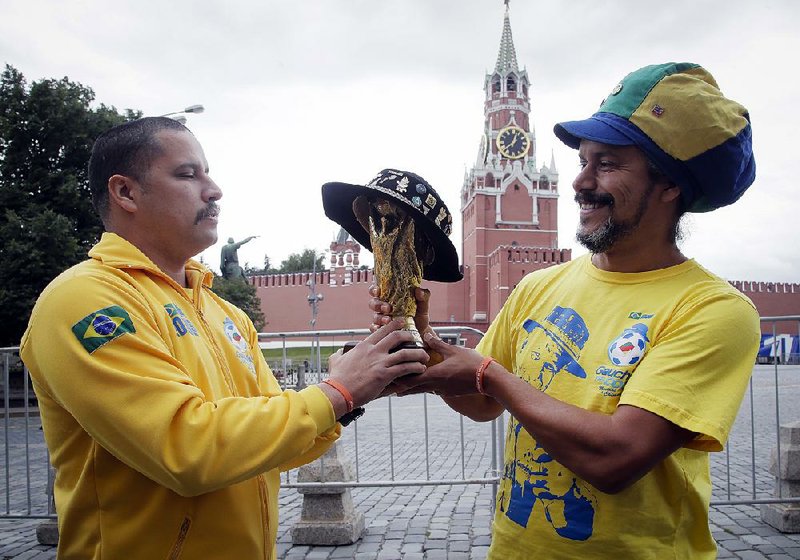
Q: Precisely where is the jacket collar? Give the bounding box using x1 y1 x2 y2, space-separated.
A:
88 232 215 289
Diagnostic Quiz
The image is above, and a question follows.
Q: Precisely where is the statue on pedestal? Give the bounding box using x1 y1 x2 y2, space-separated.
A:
220 236 258 281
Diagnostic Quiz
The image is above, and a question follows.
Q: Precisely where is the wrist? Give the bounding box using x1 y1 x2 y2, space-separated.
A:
476 356 497 396
322 378 355 412
318 380 350 419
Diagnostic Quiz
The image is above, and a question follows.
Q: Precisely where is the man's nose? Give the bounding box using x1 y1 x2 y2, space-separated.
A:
572 165 596 193
205 178 223 202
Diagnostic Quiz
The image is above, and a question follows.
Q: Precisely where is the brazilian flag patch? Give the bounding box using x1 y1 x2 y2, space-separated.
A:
71 305 136 354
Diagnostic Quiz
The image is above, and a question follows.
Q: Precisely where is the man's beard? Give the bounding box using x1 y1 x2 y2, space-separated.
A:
575 183 654 254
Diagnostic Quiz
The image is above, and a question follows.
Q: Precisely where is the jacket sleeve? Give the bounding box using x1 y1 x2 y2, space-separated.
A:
235 304 341 472
22 271 340 497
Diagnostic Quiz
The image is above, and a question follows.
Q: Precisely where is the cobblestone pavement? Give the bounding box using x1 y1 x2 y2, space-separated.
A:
0 365 798 559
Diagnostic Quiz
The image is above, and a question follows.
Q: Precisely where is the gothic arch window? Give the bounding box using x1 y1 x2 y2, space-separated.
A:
507 75 517 92
522 83 528 96
492 75 501 93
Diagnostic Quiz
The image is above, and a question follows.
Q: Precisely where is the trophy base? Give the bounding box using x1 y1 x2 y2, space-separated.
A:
390 316 424 352
390 341 424 352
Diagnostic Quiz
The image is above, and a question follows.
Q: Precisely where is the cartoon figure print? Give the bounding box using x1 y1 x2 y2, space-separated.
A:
499 306 597 540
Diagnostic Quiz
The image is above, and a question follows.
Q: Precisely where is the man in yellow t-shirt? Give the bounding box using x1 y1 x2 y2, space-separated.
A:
372 62 760 558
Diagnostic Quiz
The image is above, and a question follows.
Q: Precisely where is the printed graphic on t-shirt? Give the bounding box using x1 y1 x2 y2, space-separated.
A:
607 323 650 366
223 317 255 374
595 322 651 397
594 365 633 397
518 306 588 391
500 418 597 540
164 304 199 337
500 306 596 540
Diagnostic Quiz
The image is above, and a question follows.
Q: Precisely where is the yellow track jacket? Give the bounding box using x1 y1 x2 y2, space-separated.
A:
20 233 340 559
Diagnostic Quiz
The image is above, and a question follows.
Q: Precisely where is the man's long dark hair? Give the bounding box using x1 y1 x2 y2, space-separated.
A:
646 158 686 244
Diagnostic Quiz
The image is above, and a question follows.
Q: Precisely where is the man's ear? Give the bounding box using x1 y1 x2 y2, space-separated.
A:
660 182 682 204
107 174 139 214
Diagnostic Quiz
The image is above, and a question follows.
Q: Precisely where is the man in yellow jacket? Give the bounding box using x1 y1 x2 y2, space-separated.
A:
20 116 429 559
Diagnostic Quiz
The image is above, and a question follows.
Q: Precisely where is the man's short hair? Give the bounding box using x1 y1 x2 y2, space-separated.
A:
88 116 188 219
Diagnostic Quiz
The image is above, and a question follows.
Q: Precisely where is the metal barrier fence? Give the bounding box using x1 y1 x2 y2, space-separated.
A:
1 317 799 520
258 326 502 506
709 315 800 507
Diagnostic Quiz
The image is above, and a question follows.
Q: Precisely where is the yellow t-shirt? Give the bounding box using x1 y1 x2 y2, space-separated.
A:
478 255 760 559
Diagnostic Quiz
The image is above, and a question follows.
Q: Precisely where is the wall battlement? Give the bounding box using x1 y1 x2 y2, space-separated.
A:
488 245 572 267
730 281 800 294
249 269 375 288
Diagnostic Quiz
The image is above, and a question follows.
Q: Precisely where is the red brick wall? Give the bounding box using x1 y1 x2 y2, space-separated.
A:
730 281 800 335
500 182 532 222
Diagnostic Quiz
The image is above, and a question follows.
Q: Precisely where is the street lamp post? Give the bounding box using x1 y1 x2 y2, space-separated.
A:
305 252 325 388
159 104 205 124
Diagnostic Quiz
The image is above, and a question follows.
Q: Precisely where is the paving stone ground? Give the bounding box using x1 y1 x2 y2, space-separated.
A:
0 365 798 559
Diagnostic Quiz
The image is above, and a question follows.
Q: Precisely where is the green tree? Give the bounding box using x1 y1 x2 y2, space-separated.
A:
243 254 277 276
0 65 139 345
262 254 277 274
278 249 327 273
209 276 266 332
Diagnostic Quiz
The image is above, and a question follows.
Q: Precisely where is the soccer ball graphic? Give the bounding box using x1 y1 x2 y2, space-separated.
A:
607 324 649 367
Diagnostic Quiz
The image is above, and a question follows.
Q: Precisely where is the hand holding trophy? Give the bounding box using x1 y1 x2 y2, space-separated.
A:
322 169 462 350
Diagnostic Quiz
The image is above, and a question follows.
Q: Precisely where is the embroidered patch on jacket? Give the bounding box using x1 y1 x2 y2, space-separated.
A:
72 306 135 354
223 317 255 373
164 304 199 337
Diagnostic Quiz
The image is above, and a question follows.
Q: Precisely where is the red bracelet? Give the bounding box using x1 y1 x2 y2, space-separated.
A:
476 356 496 395
322 379 355 413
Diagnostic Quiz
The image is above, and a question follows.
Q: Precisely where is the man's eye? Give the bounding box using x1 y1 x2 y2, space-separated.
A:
578 161 588 170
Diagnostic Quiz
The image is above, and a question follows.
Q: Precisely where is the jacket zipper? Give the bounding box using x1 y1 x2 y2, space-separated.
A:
167 516 192 560
192 283 272 557
259 474 271 559
191 284 237 395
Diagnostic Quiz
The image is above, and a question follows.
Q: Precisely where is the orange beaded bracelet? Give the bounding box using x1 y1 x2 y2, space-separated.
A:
476 356 496 395
322 378 354 413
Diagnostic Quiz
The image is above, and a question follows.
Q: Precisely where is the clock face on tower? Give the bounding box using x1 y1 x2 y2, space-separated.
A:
496 126 529 159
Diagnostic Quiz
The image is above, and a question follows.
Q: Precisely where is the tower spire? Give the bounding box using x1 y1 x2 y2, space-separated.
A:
495 1 519 74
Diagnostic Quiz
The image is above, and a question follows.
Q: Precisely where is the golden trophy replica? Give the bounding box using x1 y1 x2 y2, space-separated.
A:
322 169 462 348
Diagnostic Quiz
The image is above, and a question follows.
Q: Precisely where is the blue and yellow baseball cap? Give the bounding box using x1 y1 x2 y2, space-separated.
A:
554 62 755 212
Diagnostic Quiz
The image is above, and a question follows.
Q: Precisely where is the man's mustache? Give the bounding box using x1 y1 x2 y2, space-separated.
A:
575 191 614 206
195 203 220 224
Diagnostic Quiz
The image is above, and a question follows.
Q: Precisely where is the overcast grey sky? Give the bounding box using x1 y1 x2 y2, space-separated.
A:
2 0 798 282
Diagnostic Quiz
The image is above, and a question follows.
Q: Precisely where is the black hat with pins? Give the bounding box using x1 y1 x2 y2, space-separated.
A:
321 168 462 283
